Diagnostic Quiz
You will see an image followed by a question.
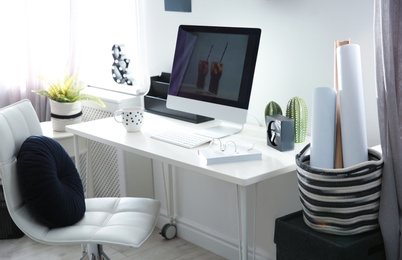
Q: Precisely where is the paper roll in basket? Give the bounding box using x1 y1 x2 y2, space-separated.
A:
296 144 383 236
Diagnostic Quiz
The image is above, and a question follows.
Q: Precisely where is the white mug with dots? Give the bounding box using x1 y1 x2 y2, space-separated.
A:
114 107 144 132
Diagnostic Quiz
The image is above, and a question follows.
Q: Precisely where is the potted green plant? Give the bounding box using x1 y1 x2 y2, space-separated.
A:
33 73 105 132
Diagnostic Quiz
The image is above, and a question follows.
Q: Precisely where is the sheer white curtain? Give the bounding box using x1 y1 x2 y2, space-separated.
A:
0 0 73 120
374 0 402 259
0 0 145 120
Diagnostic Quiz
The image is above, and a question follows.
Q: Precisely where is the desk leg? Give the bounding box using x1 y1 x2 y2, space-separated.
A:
237 185 248 260
73 135 87 256
237 184 257 260
160 163 177 240
85 139 94 198
73 135 81 174
116 149 128 197
74 135 94 198
167 164 175 223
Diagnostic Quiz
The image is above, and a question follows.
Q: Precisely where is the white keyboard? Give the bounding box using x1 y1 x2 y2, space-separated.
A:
151 130 212 149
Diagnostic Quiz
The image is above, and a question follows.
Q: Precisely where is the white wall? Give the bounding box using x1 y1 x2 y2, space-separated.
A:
143 1 377 259
143 0 378 146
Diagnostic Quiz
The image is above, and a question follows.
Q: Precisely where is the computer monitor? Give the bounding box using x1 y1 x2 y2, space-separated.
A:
166 25 261 138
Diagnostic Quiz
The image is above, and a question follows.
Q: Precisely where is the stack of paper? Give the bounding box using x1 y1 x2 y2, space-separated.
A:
198 144 262 165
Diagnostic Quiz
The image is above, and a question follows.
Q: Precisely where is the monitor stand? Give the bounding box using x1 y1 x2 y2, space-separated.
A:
196 122 243 139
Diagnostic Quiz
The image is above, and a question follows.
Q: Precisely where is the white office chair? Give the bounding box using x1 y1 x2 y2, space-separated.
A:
0 99 160 260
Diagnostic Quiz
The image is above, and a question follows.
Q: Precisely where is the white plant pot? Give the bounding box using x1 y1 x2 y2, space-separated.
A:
50 100 83 132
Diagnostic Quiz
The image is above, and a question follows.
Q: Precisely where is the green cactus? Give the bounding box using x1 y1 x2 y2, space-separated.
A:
286 96 308 143
264 101 282 124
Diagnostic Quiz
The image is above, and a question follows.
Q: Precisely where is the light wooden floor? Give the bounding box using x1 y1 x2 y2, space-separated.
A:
0 228 226 260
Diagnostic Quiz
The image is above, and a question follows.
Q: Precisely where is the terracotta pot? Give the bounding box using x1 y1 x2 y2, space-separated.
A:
50 100 82 132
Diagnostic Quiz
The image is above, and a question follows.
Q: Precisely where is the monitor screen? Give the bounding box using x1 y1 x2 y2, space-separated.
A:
167 25 261 138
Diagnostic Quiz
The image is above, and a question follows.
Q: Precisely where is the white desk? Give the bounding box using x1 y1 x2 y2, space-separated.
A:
66 112 307 260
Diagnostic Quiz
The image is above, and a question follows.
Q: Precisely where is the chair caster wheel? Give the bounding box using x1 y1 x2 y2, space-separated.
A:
160 223 177 240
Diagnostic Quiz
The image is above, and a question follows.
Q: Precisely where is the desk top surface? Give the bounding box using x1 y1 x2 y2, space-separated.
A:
66 113 308 186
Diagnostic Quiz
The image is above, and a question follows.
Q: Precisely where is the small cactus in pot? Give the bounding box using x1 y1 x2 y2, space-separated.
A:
264 101 282 124
286 96 308 143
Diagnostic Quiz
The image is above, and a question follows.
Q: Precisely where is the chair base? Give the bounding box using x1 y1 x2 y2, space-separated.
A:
80 244 110 260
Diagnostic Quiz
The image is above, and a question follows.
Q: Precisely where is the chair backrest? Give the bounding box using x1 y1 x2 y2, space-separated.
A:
0 99 43 162
0 99 45 238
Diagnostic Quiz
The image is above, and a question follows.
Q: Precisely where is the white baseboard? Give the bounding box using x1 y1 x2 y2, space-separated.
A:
156 210 274 260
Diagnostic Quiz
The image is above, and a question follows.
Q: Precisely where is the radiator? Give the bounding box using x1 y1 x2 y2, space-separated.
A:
80 87 154 198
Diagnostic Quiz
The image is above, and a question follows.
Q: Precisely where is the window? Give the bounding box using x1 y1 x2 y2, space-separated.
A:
75 0 149 95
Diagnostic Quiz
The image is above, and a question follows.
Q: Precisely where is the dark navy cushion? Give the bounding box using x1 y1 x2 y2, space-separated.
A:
17 135 85 228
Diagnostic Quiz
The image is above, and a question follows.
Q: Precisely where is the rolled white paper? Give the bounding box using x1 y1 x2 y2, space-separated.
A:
337 44 368 167
310 87 337 168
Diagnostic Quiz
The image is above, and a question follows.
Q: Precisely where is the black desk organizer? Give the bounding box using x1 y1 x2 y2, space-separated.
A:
145 73 213 124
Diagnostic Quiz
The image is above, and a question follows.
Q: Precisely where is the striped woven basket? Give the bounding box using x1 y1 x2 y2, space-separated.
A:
296 144 383 236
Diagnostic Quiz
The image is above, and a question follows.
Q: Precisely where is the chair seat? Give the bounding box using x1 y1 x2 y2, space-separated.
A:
13 197 160 248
